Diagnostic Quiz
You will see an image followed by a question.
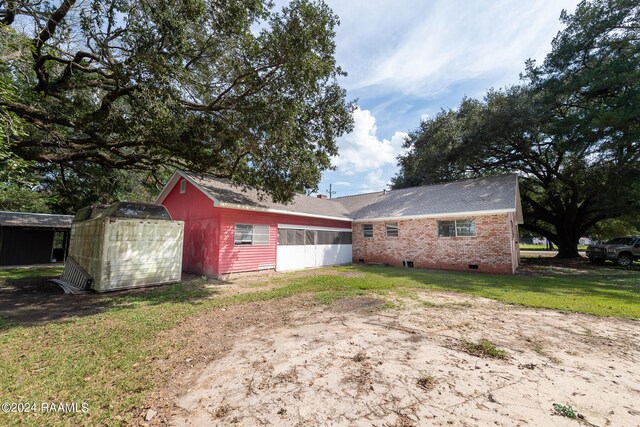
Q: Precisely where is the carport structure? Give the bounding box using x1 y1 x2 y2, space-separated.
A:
0 211 73 266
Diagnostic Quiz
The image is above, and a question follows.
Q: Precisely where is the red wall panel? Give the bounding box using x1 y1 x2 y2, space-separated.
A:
162 179 221 276
217 208 351 275
162 176 352 276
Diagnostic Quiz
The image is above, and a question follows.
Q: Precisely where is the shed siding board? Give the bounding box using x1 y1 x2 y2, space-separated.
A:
98 219 184 291
352 213 517 274
162 179 221 276
217 208 351 275
69 219 105 276
68 218 184 292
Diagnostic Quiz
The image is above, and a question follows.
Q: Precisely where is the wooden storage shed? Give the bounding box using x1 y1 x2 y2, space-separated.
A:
61 202 184 292
0 211 72 266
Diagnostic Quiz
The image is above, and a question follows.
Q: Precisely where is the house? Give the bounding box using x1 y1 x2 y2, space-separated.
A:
0 211 72 266
156 171 523 276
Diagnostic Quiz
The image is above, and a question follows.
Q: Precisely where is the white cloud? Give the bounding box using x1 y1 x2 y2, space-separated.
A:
360 169 389 193
333 181 352 187
329 0 580 97
333 107 408 174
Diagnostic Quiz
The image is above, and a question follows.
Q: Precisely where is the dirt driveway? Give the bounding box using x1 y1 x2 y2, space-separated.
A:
140 290 640 427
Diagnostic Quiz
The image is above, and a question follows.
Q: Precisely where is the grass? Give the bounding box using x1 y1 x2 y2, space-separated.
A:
0 262 638 425
0 266 63 280
553 403 577 419
416 373 437 391
462 339 509 359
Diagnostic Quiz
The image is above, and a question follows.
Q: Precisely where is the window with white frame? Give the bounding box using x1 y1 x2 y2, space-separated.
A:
234 224 270 245
437 219 476 237
385 223 399 238
363 224 373 237
180 179 186 194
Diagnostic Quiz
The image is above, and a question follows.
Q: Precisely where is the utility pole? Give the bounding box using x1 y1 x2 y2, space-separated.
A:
326 184 336 199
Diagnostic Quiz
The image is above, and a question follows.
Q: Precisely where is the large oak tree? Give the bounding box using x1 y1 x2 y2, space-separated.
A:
0 0 354 204
393 0 640 258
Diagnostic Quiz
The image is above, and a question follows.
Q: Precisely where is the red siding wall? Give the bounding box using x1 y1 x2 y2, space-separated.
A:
161 177 351 276
162 179 221 276
217 208 351 275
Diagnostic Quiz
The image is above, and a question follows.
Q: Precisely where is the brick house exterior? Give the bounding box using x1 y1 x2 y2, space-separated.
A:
157 171 523 276
352 212 521 274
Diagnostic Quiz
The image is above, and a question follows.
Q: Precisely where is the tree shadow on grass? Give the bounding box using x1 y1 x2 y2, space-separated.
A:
0 272 227 330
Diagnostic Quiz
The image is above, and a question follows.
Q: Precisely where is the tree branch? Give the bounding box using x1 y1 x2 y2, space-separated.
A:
32 0 77 91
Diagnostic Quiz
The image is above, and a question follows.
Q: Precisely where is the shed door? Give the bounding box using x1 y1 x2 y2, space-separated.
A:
276 226 352 272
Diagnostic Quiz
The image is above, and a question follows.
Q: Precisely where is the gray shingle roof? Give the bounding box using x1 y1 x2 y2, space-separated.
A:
335 174 519 220
0 211 73 229
177 172 519 221
184 172 352 220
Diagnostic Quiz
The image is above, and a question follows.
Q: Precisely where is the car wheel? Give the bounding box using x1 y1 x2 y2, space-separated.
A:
616 253 632 267
589 258 605 264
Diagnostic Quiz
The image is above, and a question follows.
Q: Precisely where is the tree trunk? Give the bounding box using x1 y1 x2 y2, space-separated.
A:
555 231 580 258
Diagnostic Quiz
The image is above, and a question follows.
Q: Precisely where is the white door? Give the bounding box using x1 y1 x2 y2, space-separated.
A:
304 245 316 268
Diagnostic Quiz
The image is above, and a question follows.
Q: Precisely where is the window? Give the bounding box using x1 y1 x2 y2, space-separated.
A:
278 229 352 245
305 229 316 245
317 230 352 245
386 223 399 238
438 221 456 237
455 219 476 237
278 229 304 245
438 219 476 237
180 179 186 194
234 224 270 245
363 224 373 237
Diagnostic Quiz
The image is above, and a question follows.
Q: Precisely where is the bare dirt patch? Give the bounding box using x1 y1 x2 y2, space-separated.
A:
330 296 385 313
138 290 640 427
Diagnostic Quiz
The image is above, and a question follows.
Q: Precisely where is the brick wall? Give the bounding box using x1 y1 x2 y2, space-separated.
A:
352 213 518 274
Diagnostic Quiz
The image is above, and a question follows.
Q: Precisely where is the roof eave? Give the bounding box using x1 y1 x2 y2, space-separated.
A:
351 208 517 222
218 202 352 222
515 177 524 224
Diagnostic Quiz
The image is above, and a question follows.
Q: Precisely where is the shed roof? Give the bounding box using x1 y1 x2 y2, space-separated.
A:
0 211 73 229
156 171 522 222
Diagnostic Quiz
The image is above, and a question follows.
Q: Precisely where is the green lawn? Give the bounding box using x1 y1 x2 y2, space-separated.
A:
0 266 64 280
0 263 638 426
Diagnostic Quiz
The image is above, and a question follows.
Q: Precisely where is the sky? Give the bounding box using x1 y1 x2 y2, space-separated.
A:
306 0 581 197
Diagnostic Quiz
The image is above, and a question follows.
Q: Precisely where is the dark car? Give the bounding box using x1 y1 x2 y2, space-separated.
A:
586 236 640 266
